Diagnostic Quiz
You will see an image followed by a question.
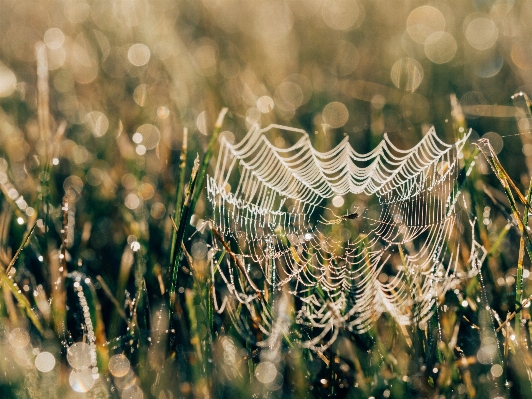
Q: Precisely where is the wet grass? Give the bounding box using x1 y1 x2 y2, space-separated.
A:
0 96 531 399
2 30 532 399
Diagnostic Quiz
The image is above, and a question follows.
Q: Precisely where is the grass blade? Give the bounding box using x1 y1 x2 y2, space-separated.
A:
168 155 200 308
189 108 228 216
169 127 188 269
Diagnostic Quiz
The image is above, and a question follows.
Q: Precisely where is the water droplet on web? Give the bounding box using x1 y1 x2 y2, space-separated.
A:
208 123 483 347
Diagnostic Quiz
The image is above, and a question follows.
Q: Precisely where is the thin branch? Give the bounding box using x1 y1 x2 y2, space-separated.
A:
495 294 532 333
168 215 194 276
95 276 127 322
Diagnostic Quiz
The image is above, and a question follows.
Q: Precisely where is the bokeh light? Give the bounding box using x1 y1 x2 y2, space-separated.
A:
67 342 92 370
255 361 277 384
0 62 16 97
406 6 445 44
322 101 349 128
482 131 504 154
69 368 96 392
331 40 359 76
332 195 344 207
135 124 161 150
109 354 130 378
257 96 274 113
390 58 423 92
35 352 56 373
255 2 294 41
511 41 532 70
8 328 30 349
121 385 144 399
0 0 531 396
424 32 457 64
44 28 65 49
128 43 151 67
322 0 364 31
465 16 498 51
274 82 303 112
85 111 109 137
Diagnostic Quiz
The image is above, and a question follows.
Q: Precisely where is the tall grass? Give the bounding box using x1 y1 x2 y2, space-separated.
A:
1 64 532 398
1 1 532 398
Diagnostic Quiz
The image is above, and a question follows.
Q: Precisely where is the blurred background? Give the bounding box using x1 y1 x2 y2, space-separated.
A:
1 0 530 150
1 0 531 220
1 0 532 398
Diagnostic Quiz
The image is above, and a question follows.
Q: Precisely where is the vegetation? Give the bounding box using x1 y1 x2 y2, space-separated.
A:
1 1 532 398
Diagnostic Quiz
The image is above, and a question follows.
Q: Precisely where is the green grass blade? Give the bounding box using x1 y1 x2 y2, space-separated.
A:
169 127 188 269
189 108 228 217
168 155 200 308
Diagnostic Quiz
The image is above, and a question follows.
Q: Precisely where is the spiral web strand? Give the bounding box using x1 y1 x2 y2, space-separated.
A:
207 124 485 351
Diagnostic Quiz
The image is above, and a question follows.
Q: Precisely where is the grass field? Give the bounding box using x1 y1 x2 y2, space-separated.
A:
1 1 532 398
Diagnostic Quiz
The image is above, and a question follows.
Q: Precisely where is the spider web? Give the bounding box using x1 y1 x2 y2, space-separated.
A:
207 124 485 351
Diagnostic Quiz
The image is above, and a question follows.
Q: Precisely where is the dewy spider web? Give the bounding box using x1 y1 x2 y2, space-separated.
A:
207 124 485 351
